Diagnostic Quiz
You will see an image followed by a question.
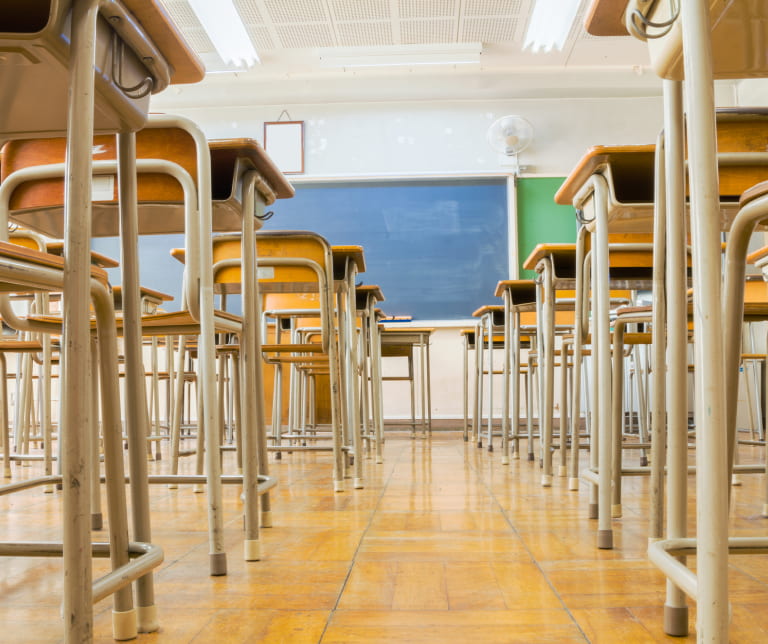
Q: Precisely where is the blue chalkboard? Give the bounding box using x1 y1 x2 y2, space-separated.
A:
267 179 508 320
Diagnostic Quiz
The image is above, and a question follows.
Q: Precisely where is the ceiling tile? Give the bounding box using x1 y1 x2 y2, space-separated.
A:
330 0 391 21
336 21 394 46
460 17 518 42
275 22 335 47
398 0 458 19
264 0 329 23
236 0 265 24
463 0 523 16
400 19 455 44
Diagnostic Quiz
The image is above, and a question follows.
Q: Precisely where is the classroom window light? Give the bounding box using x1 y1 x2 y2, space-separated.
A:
187 0 259 68
524 0 581 53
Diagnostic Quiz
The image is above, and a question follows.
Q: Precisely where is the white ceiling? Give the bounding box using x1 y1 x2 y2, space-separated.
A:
153 0 663 108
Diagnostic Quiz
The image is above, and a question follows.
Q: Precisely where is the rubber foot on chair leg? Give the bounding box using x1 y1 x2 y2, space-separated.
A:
261 510 273 528
501 456 510 465
463 434 468 442
43 484 54 494
167 483 178 490
664 604 689 637
640 456 648 467
558 465 567 477
137 604 159 633
597 529 613 549
611 504 622 518
244 539 261 561
541 474 553 487
732 474 742 486
91 512 103 531
568 478 579 491
354 477 364 489
154 452 162 461
477 441 482 448
193 484 204 494
275 452 282 461
588 503 598 520
4 468 11 479
334 480 344 493
487 444 494 453
210 552 227 576
376 456 383 464
527 453 534 462
112 608 137 641
762 504 768 518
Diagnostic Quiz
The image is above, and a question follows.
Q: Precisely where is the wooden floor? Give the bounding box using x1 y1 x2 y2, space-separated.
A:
4 429 768 643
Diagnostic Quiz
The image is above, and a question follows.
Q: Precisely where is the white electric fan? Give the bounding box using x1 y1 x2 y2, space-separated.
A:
486 115 534 173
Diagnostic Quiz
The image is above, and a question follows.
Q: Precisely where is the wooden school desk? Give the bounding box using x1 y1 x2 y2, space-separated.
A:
555 145 657 551
3 130 293 579
470 304 504 451
521 244 578 488
332 245 367 488
355 285 386 464
587 1 768 637
0 2 202 639
378 326 434 438
493 280 537 465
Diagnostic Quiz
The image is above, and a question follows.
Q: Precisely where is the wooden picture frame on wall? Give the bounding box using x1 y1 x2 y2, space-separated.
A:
263 121 305 174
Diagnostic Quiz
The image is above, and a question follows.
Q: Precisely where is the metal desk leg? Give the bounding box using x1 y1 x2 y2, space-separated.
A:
559 335 569 477
169 336 187 486
569 225 588 490
368 301 384 464
611 321 626 519
117 131 157 630
62 2 100 638
424 333 432 436
538 257 555 487
587 247 599 520
511 311 521 460
89 338 102 531
649 128 668 542
344 259 364 487
589 175 613 549
486 315 494 451
475 319 484 448
660 78 689 636
526 349 535 462
463 332 470 442
682 0 729 638
501 292 511 464
240 171 265 556
408 352 416 439
0 355 7 479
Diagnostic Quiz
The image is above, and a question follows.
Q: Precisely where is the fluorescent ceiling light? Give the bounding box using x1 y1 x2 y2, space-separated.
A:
319 43 482 68
187 0 259 68
524 0 581 53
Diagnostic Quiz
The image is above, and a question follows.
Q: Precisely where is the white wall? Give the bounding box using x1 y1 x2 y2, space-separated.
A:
152 96 665 178
150 93 666 419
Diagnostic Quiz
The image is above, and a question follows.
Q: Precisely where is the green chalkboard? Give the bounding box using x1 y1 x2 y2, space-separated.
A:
517 177 577 279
